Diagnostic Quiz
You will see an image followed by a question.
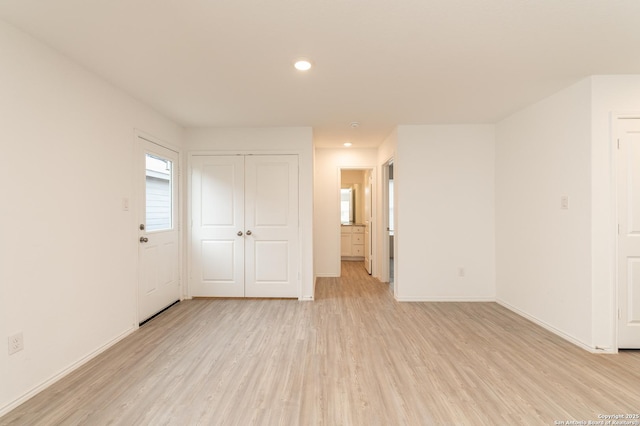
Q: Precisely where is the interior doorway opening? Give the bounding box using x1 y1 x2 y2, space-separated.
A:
339 167 375 277
383 160 395 287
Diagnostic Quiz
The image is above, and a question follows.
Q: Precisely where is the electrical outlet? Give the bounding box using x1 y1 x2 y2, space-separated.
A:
8 332 23 355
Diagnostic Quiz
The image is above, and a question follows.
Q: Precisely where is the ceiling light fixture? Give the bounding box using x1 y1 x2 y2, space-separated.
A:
294 59 312 71
350 121 360 128
344 142 352 147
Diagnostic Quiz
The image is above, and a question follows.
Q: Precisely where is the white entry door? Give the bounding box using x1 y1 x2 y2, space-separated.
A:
138 137 180 323
618 117 640 349
191 155 299 298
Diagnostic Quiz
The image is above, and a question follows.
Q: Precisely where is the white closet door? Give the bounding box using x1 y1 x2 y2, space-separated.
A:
244 155 299 298
191 156 245 297
618 118 640 348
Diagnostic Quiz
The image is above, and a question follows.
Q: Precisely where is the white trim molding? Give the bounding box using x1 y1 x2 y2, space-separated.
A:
0 327 136 417
496 299 610 354
395 297 496 302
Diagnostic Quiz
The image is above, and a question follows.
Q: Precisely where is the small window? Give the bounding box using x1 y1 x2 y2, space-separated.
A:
145 154 172 231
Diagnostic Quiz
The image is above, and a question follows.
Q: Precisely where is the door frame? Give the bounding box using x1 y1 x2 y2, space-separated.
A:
337 166 376 278
135 129 183 324
614 113 640 350
381 158 395 296
187 150 303 299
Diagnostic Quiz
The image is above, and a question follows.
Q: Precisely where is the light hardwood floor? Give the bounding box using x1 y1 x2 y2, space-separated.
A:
2 261 640 425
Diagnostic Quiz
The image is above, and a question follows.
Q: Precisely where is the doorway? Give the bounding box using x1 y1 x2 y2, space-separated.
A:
339 167 375 277
383 160 395 287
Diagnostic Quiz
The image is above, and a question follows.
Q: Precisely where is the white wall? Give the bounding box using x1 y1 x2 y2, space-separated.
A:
186 127 314 299
395 125 495 301
495 78 593 348
590 75 640 349
496 75 640 351
0 20 184 414
314 148 378 278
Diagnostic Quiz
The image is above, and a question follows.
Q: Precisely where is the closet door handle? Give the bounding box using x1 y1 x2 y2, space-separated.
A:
246 230 252 236
237 231 243 236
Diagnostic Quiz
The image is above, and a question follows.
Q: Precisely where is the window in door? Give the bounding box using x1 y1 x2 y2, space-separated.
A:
145 153 173 232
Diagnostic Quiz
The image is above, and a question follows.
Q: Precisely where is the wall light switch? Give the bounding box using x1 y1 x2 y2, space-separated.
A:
122 198 130 211
560 195 569 210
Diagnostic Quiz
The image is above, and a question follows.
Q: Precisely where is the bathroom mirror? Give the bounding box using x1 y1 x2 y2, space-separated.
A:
341 169 365 225
340 185 355 224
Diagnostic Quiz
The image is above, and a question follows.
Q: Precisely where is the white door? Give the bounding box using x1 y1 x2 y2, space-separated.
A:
364 171 373 274
138 138 180 323
244 155 299 297
191 155 299 298
618 117 640 349
191 155 245 297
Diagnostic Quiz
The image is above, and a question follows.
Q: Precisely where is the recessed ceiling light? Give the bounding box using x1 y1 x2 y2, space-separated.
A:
350 121 360 128
294 59 312 71
344 142 352 147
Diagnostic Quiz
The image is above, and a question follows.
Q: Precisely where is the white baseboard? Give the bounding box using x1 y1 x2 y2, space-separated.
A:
0 327 136 417
395 296 496 302
495 299 603 353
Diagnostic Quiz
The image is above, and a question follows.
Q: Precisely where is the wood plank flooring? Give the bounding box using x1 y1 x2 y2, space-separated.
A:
2 261 640 425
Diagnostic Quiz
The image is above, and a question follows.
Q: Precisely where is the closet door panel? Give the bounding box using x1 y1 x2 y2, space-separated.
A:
254 241 289 281
244 155 299 297
191 156 245 297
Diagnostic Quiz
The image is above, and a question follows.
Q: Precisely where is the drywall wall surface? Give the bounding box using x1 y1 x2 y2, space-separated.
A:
496 78 592 347
395 125 495 301
0 20 184 414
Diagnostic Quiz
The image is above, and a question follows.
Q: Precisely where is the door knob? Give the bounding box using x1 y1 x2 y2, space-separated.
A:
246 230 252 236
140 236 149 243
237 231 243 236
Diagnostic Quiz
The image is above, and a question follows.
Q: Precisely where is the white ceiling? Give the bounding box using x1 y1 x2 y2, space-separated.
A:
1 0 640 148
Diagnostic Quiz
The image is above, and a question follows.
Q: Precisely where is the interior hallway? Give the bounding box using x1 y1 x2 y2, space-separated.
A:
1 262 639 425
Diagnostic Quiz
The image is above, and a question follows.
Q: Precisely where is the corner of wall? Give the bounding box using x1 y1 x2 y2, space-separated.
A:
495 78 593 347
